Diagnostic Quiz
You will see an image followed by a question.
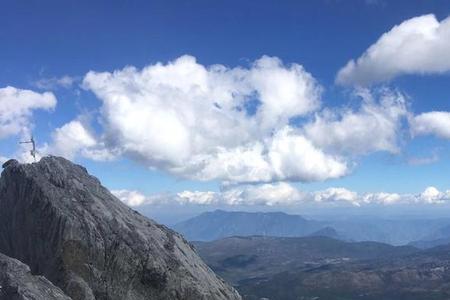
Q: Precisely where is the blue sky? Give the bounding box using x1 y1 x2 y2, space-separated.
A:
2 0 450 214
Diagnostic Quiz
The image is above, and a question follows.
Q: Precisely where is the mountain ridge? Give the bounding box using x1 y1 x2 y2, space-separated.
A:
173 209 326 241
0 157 240 300
174 210 450 245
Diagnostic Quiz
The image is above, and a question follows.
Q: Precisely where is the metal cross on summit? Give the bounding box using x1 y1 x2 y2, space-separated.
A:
20 136 37 162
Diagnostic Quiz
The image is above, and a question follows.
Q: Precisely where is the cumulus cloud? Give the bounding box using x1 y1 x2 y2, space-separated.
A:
0 86 56 139
112 190 155 206
336 14 450 86
410 111 450 139
81 55 349 183
304 88 408 155
50 120 96 158
27 55 416 185
45 120 115 161
268 127 348 181
114 183 450 207
419 186 450 204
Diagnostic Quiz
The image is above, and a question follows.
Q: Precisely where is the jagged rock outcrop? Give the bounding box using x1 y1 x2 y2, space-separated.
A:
0 156 241 300
0 252 72 300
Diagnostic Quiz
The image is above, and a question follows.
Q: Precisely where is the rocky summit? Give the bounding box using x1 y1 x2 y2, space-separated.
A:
0 156 241 300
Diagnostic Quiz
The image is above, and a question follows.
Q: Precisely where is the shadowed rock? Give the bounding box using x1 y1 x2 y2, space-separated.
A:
1 159 18 169
0 252 71 300
0 156 241 300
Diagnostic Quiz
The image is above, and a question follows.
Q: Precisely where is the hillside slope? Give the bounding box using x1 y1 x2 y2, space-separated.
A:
194 235 417 284
238 245 450 300
195 235 450 300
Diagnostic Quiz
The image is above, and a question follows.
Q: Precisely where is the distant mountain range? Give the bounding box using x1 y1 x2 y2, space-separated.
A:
174 210 450 246
409 224 450 249
195 235 450 300
172 210 327 241
329 217 450 246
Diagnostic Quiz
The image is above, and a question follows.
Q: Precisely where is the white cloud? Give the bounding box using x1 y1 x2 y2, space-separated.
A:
34 75 77 90
177 127 348 183
410 111 450 139
248 56 321 129
46 120 116 161
336 14 450 85
303 88 408 155
115 184 450 208
177 191 219 205
113 183 304 207
419 186 450 204
313 187 359 205
50 120 96 158
312 186 450 206
16 141 44 164
361 192 402 205
267 127 347 182
112 189 153 206
113 189 219 207
0 86 56 139
81 55 347 183
27 56 415 185
222 182 305 206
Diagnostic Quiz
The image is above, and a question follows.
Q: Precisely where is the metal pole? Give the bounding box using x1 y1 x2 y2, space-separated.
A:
19 136 37 162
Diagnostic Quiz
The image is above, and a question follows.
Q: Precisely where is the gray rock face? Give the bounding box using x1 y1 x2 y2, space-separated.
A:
1 159 18 169
0 156 241 300
0 252 71 300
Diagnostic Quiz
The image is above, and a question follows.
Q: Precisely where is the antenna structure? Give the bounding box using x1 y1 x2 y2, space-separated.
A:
20 136 37 162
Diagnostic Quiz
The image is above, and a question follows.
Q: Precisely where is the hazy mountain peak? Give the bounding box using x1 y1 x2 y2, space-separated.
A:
174 209 322 241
